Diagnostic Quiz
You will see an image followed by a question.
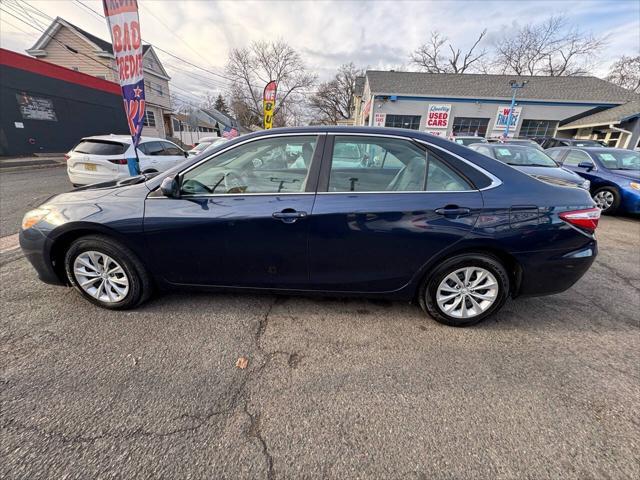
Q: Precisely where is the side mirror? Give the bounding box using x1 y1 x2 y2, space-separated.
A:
160 176 180 198
578 161 594 171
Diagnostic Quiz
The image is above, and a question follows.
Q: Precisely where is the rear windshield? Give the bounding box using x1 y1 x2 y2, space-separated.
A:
492 146 557 167
74 140 127 155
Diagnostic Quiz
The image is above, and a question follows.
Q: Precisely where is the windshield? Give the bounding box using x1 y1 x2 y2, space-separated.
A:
455 137 484 146
573 140 606 147
593 150 640 170
492 146 557 167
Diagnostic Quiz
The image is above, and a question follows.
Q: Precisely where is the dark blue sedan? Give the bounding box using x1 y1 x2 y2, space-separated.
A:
20 127 600 327
546 147 640 215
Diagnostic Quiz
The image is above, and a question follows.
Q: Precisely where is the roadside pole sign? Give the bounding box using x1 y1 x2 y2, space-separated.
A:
263 81 277 129
374 113 385 127
426 104 451 130
102 0 145 174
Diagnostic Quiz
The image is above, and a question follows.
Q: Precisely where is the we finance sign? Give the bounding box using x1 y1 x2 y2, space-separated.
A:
426 104 451 129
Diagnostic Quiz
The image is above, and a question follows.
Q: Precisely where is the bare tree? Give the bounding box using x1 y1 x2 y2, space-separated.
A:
494 16 607 76
309 63 364 124
410 30 488 73
226 40 316 128
606 55 640 93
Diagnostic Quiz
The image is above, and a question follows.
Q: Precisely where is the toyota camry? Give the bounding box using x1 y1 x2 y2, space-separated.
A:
20 127 600 327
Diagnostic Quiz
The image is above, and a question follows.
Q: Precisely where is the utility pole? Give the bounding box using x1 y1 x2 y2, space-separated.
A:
503 80 528 138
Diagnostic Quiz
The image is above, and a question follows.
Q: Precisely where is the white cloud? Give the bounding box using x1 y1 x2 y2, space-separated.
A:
1 0 637 102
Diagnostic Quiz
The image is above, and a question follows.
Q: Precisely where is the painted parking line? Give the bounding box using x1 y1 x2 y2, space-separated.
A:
0 233 20 254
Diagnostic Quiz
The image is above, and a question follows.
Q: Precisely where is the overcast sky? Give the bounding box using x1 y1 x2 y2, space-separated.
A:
1 0 638 106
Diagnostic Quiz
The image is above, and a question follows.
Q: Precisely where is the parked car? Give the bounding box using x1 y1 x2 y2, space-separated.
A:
452 136 487 146
536 137 607 149
187 137 228 156
486 138 544 149
469 144 590 190
546 147 640 214
21 126 600 327
66 135 188 186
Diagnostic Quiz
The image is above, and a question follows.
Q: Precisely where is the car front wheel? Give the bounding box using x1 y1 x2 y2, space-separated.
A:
592 187 620 215
64 235 152 309
420 254 510 327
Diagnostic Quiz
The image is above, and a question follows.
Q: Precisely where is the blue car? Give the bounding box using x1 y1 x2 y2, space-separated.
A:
20 127 600 327
468 143 590 190
546 147 640 215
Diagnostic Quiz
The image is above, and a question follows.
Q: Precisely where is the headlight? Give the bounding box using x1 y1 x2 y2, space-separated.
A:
580 179 590 190
630 181 640 192
21 208 51 230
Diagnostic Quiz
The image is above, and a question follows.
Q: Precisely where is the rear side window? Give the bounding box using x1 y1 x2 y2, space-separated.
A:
73 140 127 155
141 141 165 156
161 142 183 156
327 136 472 192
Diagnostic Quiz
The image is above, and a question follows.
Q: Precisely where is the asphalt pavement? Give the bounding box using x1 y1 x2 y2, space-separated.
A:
0 165 70 237
1 167 639 479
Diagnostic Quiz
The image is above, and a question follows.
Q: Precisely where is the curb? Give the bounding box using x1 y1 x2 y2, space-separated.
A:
0 162 65 174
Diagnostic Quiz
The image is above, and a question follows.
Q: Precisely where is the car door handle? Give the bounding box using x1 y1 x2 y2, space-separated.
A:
272 209 308 223
434 206 471 217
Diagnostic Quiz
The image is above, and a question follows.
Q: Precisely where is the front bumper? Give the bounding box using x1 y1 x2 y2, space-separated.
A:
19 227 65 286
513 241 597 297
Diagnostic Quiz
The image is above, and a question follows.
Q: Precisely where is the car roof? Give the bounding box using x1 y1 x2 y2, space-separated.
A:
80 134 172 143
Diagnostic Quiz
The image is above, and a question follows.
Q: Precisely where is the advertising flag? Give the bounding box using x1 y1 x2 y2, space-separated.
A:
102 0 145 148
263 81 277 129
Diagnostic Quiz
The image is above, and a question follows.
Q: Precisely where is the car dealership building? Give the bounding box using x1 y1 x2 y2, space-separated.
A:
354 71 638 146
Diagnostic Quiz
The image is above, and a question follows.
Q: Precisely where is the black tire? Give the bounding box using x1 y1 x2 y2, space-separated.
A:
64 235 152 310
419 253 510 327
592 186 620 215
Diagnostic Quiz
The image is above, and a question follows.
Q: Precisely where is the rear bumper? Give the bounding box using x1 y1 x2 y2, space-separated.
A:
19 227 65 286
512 241 597 297
67 168 127 186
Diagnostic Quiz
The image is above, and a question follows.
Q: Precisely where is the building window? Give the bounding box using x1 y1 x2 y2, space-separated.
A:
72 67 79 71
144 109 156 127
520 119 558 138
385 115 421 130
452 117 490 137
95 74 106 80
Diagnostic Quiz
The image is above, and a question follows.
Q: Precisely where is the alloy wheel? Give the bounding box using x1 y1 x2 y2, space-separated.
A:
593 190 614 211
73 251 129 303
435 267 499 319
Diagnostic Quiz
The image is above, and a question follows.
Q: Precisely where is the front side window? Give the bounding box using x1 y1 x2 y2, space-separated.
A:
328 137 471 192
563 150 592 166
452 117 490 137
385 115 421 130
181 136 317 195
160 142 183 156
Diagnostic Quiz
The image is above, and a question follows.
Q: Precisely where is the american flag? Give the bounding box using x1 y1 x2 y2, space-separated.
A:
222 126 238 139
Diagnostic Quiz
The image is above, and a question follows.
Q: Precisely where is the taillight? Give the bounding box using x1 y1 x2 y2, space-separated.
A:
108 159 128 165
559 207 600 232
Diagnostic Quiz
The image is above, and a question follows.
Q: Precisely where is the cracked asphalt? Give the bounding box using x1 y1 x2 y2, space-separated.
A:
1 168 639 479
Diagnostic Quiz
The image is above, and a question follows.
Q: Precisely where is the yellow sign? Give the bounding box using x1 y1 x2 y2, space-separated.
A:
263 81 277 129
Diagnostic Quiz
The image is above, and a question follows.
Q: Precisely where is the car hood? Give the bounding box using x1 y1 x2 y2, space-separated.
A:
47 176 151 204
514 165 584 187
609 169 640 181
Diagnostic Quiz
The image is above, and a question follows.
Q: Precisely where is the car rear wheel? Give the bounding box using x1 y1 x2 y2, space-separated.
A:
420 254 509 327
64 235 152 309
592 187 620 215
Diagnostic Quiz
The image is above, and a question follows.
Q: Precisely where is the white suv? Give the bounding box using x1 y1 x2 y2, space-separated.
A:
66 135 187 186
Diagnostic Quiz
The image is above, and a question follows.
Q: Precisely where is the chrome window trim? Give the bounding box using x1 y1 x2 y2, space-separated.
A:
316 190 480 195
149 192 315 199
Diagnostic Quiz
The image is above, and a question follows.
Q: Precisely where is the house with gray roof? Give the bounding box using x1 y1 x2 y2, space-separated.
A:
557 100 640 149
356 70 638 141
